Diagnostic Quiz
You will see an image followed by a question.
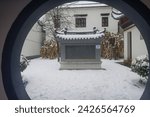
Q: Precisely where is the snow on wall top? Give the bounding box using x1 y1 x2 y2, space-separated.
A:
56 33 104 40
63 1 108 8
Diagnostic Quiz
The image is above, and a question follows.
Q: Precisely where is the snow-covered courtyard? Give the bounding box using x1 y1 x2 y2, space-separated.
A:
22 58 145 100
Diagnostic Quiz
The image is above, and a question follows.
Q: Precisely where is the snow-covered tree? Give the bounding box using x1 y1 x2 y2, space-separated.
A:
37 4 74 59
38 4 73 41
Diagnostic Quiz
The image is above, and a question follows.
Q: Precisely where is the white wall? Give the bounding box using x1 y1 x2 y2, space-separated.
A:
63 6 119 33
124 26 148 60
21 23 44 57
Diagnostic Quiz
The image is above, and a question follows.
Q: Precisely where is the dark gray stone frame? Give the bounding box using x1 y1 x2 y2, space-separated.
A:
57 36 102 70
57 38 101 61
1 0 150 99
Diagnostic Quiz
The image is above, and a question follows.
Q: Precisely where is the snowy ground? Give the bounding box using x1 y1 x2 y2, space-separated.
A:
22 58 145 100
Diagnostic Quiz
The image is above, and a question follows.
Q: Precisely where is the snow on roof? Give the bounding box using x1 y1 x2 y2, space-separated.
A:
56 33 104 40
111 8 124 20
111 13 124 20
63 1 108 8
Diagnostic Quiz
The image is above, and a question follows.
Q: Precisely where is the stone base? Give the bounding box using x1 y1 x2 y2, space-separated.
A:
59 61 102 70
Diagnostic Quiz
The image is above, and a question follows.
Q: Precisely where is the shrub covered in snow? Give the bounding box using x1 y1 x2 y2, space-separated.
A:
20 55 30 72
131 55 149 84
20 55 30 87
40 40 58 59
22 75 29 88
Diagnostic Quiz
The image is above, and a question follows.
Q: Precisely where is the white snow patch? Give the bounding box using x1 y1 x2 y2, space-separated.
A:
22 58 145 100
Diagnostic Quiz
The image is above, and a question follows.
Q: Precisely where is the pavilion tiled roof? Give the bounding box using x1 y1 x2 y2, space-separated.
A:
56 30 104 40
56 33 104 40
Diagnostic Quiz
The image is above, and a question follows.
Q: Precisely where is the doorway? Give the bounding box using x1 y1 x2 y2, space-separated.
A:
127 31 132 60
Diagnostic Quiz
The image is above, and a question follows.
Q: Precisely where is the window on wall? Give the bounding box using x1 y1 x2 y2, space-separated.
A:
75 18 86 27
74 14 87 28
101 13 109 27
102 17 108 27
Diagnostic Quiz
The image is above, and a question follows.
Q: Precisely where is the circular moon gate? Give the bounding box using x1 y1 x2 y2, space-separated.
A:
2 0 150 99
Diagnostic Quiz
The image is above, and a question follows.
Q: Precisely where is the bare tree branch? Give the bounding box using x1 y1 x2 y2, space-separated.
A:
37 3 74 40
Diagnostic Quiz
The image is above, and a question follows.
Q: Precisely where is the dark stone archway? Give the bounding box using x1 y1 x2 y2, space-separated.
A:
2 0 150 99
